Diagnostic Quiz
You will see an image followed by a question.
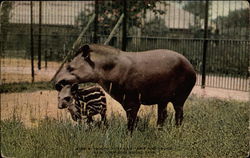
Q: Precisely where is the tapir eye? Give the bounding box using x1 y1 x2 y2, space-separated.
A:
59 80 67 86
64 96 71 102
55 84 62 91
67 65 74 72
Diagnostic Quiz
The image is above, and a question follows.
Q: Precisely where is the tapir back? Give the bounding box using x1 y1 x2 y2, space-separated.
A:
118 49 196 105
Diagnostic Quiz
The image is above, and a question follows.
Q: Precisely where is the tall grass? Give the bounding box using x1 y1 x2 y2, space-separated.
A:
1 97 249 158
0 82 53 93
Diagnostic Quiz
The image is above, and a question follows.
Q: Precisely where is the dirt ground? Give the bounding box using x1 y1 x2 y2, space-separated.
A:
0 90 161 127
1 58 59 83
192 86 249 102
1 86 248 127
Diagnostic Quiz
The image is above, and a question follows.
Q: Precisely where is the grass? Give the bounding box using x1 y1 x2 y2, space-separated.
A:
1 97 249 158
0 82 54 93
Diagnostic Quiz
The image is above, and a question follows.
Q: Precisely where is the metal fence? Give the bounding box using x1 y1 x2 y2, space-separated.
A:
0 1 249 91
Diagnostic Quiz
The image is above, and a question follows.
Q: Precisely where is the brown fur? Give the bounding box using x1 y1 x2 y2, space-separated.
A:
55 44 196 132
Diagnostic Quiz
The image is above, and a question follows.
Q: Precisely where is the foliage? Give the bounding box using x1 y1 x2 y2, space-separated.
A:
75 1 167 35
214 8 249 38
75 11 92 30
182 1 212 34
215 8 249 28
0 1 13 51
142 17 169 36
1 97 249 157
182 1 211 20
0 1 13 28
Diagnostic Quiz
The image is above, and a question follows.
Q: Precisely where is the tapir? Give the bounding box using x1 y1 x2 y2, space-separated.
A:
54 44 196 132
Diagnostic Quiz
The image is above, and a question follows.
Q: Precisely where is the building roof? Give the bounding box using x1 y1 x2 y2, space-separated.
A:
9 1 200 29
145 2 197 29
9 1 94 25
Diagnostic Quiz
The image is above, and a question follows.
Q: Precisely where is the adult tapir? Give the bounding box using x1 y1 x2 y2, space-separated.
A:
54 44 196 132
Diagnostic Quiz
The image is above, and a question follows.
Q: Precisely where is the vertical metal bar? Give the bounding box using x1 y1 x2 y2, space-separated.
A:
93 0 99 43
30 1 35 82
122 0 127 51
211 39 215 87
201 0 209 88
38 1 42 70
218 40 223 89
196 39 200 81
247 41 249 91
206 40 210 87
45 50 47 69
238 40 241 90
242 41 246 91
230 40 234 90
238 41 244 90
223 40 226 89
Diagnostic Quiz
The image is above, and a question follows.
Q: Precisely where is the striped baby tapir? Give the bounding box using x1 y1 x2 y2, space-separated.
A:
56 83 107 125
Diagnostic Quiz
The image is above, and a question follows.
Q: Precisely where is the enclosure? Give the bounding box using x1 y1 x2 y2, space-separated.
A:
0 1 249 157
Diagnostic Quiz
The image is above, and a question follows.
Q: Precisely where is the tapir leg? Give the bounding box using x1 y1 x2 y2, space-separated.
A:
172 75 196 126
125 105 140 133
157 102 168 128
101 109 107 126
87 116 94 124
123 93 141 133
172 83 194 126
172 98 186 126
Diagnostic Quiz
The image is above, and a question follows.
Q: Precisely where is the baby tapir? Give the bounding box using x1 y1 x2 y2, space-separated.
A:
56 83 107 125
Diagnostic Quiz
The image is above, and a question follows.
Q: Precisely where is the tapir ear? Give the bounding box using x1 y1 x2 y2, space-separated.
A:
77 44 95 68
81 45 90 58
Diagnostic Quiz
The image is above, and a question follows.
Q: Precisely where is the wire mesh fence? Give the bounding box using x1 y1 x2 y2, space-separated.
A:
0 1 249 91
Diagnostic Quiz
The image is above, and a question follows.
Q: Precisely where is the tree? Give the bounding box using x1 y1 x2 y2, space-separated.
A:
216 8 249 28
0 1 13 52
142 17 169 36
183 1 211 29
214 8 249 38
75 1 167 35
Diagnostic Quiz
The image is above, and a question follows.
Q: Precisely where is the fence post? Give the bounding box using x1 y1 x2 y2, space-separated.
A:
122 0 127 51
45 50 47 69
38 1 42 70
30 1 35 82
93 0 99 43
201 0 209 88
